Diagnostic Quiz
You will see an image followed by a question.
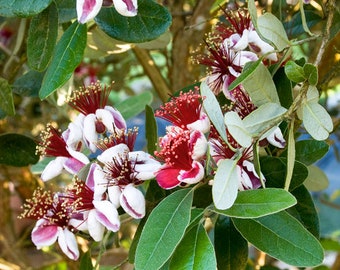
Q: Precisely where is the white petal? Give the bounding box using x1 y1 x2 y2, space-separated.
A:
41 157 67 181
108 185 122 208
120 184 145 219
93 200 120 232
227 30 249 51
266 127 286 148
190 131 208 161
104 105 127 130
57 228 79 260
113 0 138 17
31 219 59 248
248 31 278 61
87 209 105 241
93 166 109 200
186 112 210 133
97 144 129 163
67 147 90 165
77 0 103 24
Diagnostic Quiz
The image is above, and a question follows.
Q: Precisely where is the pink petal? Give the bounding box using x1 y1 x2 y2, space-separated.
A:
155 165 181 189
120 184 145 219
104 105 127 130
57 228 79 260
93 200 120 232
77 0 103 24
31 219 59 248
63 157 86 175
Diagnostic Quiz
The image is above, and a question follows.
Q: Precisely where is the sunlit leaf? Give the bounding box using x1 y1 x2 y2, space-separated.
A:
212 159 239 210
215 188 296 218
135 189 193 270
302 102 333 141
0 0 53 17
0 77 15 116
27 2 58 71
95 0 172 43
242 63 280 106
224 111 252 148
0 133 39 166
39 22 87 99
201 80 227 142
214 216 248 270
115 91 153 120
233 211 324 267
257 13 290 51
169 223 217 270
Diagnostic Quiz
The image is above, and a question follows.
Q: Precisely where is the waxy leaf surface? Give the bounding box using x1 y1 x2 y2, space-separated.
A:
0 0 53 17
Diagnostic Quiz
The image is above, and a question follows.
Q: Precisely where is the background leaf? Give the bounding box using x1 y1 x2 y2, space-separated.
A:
12 70 44 97
0 133 39 166
115 91 153 119
95 0 172 43
274 67 293 109
304 165 329 192
135 189 193 270
39 22 87 99
0 77 15 116
214 216 248 270
145 105 158 155
232 211 324 267
27 2 58 71
169 223 217 270
0 0 53 17
214 188 296 218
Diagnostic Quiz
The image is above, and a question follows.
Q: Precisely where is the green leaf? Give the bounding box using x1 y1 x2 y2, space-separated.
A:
214 216 248 270
95 0 172 43
0 0 53 17
145 105 158 155
12 70 44 97
302 102 333 141
0 77 15 116
224 111 252 148
39 21 87 99
214 188 296 218
242 63 280 107
201 80 227 142
287 185 320 238
135 189 194 270
284 60 305 83
55 0 77 23
228 59 261 91
281 139 329 166
274 67 293 109
232 211 324 267
303 63 318 86
257 13 290 51
79 251 93 270
169 223 217 270
304 165 329 192
242 103 287 138
0 133 39 166
28 2 58 71
284 119 295 190
260 156 308 191
284 10 322 38
115 91 153 120
212 159 239 210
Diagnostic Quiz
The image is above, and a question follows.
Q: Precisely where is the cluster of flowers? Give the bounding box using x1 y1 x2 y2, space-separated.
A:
20 82 161 260
20 6 287 261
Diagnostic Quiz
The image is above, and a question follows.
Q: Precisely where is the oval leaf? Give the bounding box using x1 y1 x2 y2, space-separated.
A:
224 111 252 148
302 102 333 141
257 13 290 51
242 63 280 106
212 159 239 210
232 211 324 267
215 188 297 218
135 189 193 270
214 216 248 270
304 165 329 192
28 2 58 71
39 21 87 99
169 223 217 270
284 60 305 83
0 133 39 166
12 70 44 97
95 0 172 43
0 0 53 17
201 80 227 142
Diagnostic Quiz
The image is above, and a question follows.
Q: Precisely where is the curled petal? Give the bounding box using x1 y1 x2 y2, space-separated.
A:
83 114 99 152
266 127 286 148
186 112 210 134
87 209 105 241
178 161 205 184
32 219 59 248
41 157 67 181
104 106 127 130
190 130 208 161
93 200 120 232
120 184 145 219
155 165 181 189
113 0 138 17
241 160 264 190
227 30 249 51
57 228 79 260
97 143 129 163
77 0 103 24
62 121 83 150
93 166 109 200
